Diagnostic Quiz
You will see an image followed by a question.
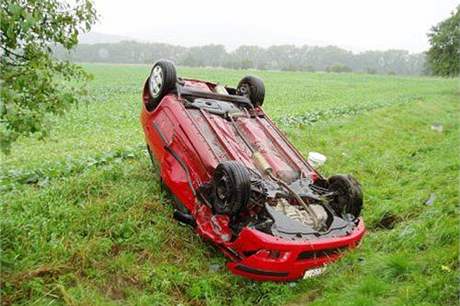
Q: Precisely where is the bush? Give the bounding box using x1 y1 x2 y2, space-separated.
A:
326 64 352 73
366 68 377 74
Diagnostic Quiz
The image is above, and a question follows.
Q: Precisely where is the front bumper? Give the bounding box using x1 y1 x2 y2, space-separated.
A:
226 218 365 281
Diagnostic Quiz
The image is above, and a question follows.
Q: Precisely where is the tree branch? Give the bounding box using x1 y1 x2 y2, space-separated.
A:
0 45 29 60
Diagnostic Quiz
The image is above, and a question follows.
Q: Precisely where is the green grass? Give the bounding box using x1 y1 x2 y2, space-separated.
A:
1 64 459 305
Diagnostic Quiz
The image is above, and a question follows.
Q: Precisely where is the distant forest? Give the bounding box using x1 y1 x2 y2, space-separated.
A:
54 41 427 75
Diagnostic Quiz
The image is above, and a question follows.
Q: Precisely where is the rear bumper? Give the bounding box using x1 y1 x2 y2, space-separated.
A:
226 218 365 281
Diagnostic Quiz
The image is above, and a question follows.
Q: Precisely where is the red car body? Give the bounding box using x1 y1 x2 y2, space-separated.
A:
141 72 365 281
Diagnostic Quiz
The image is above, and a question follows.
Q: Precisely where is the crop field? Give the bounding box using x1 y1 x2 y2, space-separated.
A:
1 64 459 305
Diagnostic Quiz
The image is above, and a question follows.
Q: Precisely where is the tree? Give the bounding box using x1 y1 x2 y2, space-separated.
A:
0 0 97 153
426 6 460 77
326 64 352 73
179 45 226 67
232 45 266 70
52 41 426 75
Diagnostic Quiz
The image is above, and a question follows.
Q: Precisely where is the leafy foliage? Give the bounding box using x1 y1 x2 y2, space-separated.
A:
326 64 352 73
0 0 97 152
426 6 460 77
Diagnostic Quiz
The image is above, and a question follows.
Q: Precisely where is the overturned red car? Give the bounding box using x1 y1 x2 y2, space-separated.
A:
140 60 365 281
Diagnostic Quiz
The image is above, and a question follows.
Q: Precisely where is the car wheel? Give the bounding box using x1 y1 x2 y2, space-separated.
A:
237 76 265 107
328 175 363 219
212 161 251 216
144 59 177 111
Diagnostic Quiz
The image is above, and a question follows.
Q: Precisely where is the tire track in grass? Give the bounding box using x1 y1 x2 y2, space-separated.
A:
1 97 421 190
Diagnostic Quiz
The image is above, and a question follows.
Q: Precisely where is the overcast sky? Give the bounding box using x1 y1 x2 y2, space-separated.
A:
91 0 458 53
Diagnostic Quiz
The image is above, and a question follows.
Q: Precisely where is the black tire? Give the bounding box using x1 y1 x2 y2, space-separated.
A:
237 76 265 107
144 60 177 111
212 161 251 216
328 175 363 218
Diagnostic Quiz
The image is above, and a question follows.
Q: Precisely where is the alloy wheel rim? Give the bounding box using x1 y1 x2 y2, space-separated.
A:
149 65 163 97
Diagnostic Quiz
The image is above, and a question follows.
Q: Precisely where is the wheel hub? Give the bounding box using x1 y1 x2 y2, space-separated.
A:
238 83 250 97
149 65 163 97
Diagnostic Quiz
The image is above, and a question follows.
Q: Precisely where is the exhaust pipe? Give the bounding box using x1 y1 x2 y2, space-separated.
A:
173 210 196 227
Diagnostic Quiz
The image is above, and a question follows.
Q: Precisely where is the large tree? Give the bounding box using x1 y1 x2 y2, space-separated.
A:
0 0 97 153
426 6 460 77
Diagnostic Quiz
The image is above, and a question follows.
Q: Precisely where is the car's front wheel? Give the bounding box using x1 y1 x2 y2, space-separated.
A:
143 60 177 111
328 175 363 219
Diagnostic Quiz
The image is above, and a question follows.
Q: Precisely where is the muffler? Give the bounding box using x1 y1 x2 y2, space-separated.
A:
173 210 196 227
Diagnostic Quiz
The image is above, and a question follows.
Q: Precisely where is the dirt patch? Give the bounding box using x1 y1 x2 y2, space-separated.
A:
6 264 71 286
110 244 122 256
103 274 144 301
374 211 400 230
106 285 126 300
2 264 72 305
284 289 321 305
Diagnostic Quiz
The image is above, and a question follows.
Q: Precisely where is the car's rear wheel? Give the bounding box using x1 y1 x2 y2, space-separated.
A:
212 161 251 216
328 175 363 219
143 60 177 111
237 76 265 107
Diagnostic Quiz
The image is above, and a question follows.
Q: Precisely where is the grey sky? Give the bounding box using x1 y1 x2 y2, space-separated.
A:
91 0 458 53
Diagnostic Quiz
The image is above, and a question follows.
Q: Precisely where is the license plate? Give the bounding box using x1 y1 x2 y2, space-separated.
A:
303 267 326 279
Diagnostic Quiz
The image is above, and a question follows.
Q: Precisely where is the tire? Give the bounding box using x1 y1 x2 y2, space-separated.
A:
212 161 251 216
237 76 265 107
144 60 177 111
328 175 363 218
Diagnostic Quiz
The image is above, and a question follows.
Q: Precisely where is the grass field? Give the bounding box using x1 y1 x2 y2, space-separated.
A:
1 64 459 305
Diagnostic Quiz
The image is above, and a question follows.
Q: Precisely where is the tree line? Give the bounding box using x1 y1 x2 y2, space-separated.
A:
54 42 427 75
